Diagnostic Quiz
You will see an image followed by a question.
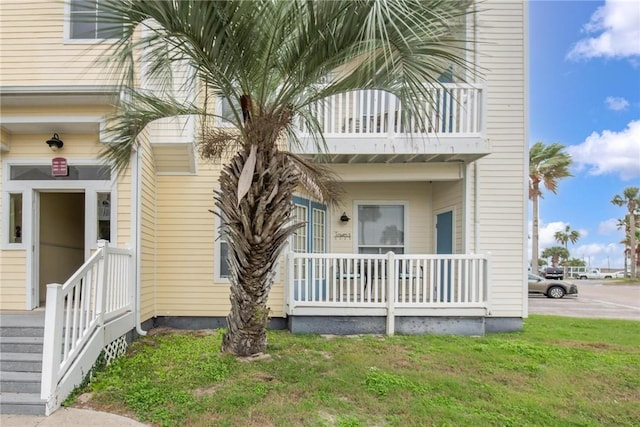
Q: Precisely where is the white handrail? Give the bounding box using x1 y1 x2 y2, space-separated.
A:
287 252 491 320
41 241 134 415
297 83 484 137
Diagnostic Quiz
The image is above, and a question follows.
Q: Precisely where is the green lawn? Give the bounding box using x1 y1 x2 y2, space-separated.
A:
74 315 640 426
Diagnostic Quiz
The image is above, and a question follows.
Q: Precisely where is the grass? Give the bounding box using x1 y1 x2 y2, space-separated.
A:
73 316 640 427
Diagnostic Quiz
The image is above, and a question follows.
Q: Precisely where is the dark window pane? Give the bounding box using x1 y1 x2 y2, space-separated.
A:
71 19 96 39
10 165 111 181
220 242 230 278
97 22 123 39
71 0 96 12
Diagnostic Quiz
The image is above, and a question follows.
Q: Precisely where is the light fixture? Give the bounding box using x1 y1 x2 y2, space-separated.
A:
46 133 64 150
340 212 350 223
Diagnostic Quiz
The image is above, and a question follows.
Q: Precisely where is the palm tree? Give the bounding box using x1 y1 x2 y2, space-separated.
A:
541 246 569 268
529 142 572 275
612 187 640 279
554 224 580 250
97 1 475 356
617 217 631 275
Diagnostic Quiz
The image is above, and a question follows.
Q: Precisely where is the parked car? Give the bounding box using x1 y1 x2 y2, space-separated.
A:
577 268 613 279
613 271 629 278
528 274 578 299
543 267 564 280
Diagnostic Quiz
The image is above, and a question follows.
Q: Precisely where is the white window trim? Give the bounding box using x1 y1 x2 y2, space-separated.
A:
2 158 117 251
3 191 24 250
213 213 230 283
353 200 409 254
63 0 123 44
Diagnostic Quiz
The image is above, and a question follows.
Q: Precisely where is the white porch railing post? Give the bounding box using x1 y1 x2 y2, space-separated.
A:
40 283 64 404
95 241 109 326
127 243 135 329
485 252 492 315
386 252 396 335
287 252 295 314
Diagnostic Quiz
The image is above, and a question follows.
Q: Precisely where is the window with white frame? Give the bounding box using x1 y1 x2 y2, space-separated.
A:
97 192 111 242
216 214 231 280
292 197 327 253
69 0 123 40
357 204 405 254
9 193 23 244
292 204 308 253
312 208 326 253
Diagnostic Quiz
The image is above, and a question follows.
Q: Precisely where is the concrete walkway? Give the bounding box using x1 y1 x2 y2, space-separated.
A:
0 408 148 426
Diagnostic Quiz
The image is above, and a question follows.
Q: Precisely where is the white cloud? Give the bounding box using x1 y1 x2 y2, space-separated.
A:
528 221 625 269
528 220 588 258
605 96 629 111
573 242 625 269
598 218 624 235
568 0 640 60
567 120 640 181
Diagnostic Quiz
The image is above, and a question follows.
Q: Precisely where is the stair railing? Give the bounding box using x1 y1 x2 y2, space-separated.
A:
40 241 134 415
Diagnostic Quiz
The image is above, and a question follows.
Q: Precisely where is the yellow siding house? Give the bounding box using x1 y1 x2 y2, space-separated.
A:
1 1 528 335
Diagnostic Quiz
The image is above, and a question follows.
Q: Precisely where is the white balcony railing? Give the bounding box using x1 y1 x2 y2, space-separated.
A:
297 83 484 138
286 252 491 334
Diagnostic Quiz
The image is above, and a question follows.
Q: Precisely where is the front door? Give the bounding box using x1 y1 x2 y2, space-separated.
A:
436 210 453 301
436 210 453 255
37 192 85 305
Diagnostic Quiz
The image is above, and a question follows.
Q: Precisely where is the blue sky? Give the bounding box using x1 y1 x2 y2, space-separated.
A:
529 0 640 270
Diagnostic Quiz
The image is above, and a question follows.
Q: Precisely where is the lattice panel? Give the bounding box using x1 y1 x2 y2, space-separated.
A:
103 335 128 365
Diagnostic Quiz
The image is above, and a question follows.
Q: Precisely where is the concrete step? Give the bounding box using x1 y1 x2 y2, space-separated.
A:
0 352 42 373
0 371 42 393
0 326 45 338
0 392 46 416
0 336 44 353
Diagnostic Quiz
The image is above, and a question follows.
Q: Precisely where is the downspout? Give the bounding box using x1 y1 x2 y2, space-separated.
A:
133 146 147 336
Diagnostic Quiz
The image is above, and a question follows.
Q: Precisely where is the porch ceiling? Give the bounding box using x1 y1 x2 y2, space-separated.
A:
292 135 491 164
306 152 487 164
0 86 119 135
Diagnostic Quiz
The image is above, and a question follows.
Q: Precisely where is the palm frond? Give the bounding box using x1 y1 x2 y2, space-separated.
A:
100 90 201 174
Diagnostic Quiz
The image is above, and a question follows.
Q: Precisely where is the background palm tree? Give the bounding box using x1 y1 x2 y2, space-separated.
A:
98 0 475 356
541 246 569 268
554 224 580 250
529 142 572 275
612 187 640 279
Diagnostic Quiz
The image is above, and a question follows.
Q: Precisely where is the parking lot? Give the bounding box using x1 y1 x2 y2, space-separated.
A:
528 279 640 321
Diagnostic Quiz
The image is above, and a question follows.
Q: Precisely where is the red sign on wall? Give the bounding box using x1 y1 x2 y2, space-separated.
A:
51 157 69 177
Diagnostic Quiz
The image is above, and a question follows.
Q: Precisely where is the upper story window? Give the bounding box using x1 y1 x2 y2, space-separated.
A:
69 0 123 40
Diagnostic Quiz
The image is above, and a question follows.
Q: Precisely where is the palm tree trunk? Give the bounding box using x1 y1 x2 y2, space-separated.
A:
216 141 299 357
630 213 637 279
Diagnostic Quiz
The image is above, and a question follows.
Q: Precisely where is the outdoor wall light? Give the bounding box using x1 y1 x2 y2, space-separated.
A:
46 133 64 150
340 212 351 223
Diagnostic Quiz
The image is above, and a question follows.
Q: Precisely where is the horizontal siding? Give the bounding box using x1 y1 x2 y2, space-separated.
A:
476 1 527 317
0 251 27 309
0 1 118 86
154 162 221 316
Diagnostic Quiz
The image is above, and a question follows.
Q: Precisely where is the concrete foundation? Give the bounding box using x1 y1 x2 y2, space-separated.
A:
137 315 522 336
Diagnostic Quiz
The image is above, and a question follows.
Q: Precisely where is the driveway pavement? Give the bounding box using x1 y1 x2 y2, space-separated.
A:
528 280 640 321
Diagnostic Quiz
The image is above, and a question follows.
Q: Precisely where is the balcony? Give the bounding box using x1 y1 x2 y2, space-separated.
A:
285 252 492 335
292 83 489 164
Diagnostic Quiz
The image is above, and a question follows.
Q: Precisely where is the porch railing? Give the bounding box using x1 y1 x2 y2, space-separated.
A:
40 241 134 415
286 252 491 334
297 83 484 138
